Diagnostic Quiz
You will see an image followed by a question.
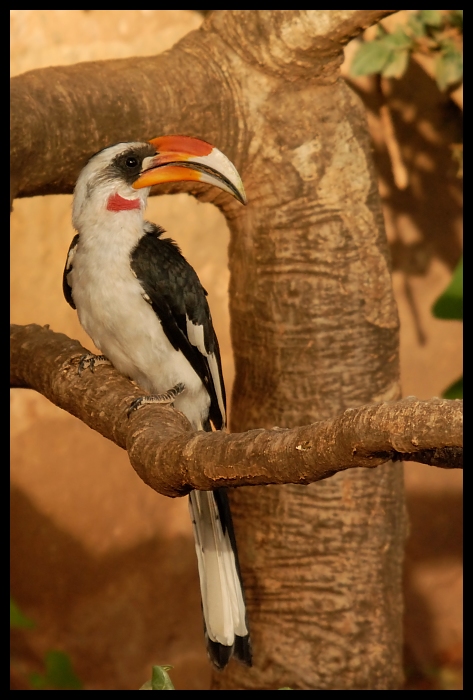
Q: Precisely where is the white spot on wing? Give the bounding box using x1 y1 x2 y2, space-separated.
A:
186 316 226 426
66 243 77 271
186 316 207 355
208 352 226 427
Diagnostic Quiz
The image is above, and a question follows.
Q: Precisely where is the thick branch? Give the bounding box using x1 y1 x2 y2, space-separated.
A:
10 22 238 202
11 324 462 498
10 10 397 202
211 10 398 79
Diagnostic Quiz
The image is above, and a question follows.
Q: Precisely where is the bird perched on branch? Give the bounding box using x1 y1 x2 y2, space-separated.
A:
63 135 251 669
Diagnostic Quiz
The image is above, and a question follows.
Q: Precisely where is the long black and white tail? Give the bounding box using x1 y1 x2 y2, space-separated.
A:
188 488 252 669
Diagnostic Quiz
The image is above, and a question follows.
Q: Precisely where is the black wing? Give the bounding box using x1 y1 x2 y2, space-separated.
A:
130 225 226 430
63 233 80 310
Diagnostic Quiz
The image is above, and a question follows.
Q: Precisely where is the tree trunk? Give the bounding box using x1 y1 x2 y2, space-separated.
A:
218 17 406 689
11 10 408 690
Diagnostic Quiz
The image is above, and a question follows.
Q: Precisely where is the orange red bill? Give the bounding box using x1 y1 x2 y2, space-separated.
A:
132 135 247 205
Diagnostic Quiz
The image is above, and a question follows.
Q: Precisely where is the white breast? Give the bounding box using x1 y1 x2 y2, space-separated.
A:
69 214 210 429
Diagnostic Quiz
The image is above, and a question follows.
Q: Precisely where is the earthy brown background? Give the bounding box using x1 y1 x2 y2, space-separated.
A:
10 10 462 690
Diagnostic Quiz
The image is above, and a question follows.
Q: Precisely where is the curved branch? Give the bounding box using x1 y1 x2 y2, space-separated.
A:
11 324 463 498
10 44 238 201
211 10 398 78
10 10 397 202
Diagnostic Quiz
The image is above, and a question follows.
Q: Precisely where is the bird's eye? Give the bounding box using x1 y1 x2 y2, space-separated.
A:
126 157 138 168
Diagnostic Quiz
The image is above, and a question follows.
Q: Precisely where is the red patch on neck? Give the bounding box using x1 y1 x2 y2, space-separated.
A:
107 193 141 212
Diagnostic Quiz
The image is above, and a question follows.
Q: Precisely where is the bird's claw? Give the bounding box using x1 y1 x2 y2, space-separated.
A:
78 353 110 376
127 382 185 418
127 396 147 417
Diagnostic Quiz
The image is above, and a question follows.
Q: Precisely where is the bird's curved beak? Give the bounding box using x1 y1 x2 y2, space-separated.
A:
132 135 247 205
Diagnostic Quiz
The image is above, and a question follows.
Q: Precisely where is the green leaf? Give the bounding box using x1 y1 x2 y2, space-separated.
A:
376 23 388 39
29 672 47 690
432 257 463 320
140 665 175 690
151 665 175 690
382 27 413 50
435 49 463 90
382 49 410 79
420 10 443 28
351 40 393 77
10 598 35 629
407 14 427 38
443 376 463 400
29 650 83 690
448 10 463 28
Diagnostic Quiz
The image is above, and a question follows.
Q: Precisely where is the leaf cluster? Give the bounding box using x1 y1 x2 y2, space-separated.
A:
10 597 83 690
431 256 463 399
351 10 463 89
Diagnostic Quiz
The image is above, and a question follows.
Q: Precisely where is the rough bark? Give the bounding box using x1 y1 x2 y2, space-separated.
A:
10 11 396 203
10 8 434 690
10 323 462 498
212 11 405 691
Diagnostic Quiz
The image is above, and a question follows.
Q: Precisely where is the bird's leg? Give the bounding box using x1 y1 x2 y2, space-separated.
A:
78 353 111 376
127 382 185 417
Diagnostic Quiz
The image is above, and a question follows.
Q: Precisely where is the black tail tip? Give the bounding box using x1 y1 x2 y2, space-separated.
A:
207 634 252 670
234 634 253 667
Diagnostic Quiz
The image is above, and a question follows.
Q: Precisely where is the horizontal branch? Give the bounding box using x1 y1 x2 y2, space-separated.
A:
212 11 398 78
11 324 462 498
10 10 397 202
10 24 237 201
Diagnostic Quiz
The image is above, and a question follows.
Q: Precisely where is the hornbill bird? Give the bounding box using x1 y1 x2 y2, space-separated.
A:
63 135 251 669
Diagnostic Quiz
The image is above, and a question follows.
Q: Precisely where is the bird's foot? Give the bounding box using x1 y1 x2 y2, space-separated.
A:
127 382 185 418
78 353 111 376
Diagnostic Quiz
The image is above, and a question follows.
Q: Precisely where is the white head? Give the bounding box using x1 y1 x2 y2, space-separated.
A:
72 142 155 231
72 135 247 232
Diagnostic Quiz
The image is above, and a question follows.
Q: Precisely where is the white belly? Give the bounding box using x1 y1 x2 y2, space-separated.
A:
70 238 210 429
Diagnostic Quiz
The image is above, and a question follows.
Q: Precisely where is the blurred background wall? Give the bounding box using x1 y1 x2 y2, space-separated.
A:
10 10 462 690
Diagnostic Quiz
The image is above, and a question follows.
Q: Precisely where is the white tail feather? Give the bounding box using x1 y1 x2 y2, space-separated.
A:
189 490 248 646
